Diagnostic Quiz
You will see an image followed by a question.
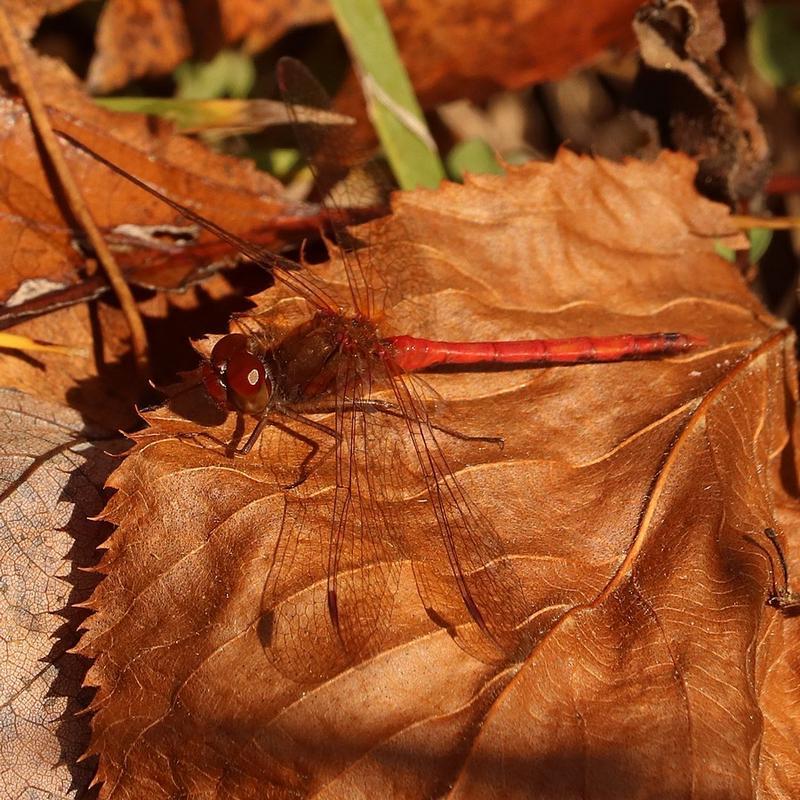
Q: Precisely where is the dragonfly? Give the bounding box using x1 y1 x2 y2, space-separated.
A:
61 59 705 681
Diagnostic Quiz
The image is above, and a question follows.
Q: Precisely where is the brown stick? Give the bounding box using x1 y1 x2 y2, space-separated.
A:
731 214 800 231
0 9 150 375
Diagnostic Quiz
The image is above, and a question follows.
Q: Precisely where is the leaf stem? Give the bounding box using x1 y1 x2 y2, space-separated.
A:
731 214 800 230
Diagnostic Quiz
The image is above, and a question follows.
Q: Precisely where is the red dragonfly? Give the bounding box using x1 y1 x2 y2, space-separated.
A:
63 59 703 681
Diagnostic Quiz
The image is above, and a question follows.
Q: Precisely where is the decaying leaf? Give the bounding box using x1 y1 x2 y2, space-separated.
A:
87 0 191 94
0 52 317 309
633 0 771 203
375 0 643 106
88 0 643 105
0 268 260 432
3 0 81 41
78 151 800 798
0 389 123 799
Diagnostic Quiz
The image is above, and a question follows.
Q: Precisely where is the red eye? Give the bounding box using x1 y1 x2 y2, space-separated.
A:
227 352 265 396
211 333 248 370
201 362 227 406
203 333 270 414
226 351 271 413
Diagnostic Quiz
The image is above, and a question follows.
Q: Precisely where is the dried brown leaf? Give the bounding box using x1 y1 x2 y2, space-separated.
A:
0 300 147 431
0 269 257 432
81 152 800 798
633 0 770 202
377 0 643 106
102 0 642 104
0 52 314 307
3 0 81 40
87 0 191 94
0 389 123 799
210 0 331 55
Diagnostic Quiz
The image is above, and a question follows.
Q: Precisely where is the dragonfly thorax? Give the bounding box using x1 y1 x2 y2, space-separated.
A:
267 310 384 403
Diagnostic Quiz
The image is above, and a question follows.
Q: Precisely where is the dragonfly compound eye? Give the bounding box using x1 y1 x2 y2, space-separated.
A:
203 334 270 414
210 333 249 369
226 351 271 414
201 362 228 407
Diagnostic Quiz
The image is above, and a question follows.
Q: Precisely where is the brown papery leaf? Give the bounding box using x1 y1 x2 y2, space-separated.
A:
0 53 314 306
229 0 640 104
0 389 123 799
81 152 800 798
633 0 770 202
105 0 642 105
3 0 81 40
0 271 247 432
87 0 191 94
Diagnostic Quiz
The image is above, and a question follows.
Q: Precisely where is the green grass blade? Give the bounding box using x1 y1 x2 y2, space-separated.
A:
329 0 445 190
446 139 505 181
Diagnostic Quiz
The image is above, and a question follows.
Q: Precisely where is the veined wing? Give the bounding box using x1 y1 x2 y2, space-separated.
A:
56 130 340 314
277 59 470 338
385 364 532 664
261 352 531 681
277 57 394 320
259 350 405 682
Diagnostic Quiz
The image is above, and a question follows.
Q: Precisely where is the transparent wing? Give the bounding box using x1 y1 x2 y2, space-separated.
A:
277 57 395 319
260 355 531 682
57 130 340 314
386 366 532 663
259 353 404 682
276 59 454 335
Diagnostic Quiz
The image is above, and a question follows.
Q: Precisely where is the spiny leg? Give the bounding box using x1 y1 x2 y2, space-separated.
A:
357 398 504 448
291 397 504 447
268 414 326 490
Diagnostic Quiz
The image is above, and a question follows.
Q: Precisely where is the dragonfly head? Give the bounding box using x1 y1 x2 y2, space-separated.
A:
202 333 272 415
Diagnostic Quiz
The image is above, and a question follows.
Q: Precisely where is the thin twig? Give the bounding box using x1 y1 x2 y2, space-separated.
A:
731 214 800 231
0 8 149 374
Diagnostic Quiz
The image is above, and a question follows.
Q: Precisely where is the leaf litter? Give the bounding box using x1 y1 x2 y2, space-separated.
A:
0 388 124 799
0 52 316 309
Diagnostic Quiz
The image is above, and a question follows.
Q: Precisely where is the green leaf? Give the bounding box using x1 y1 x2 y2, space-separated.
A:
713 228 772 265
93 97 237 130
329 0 445 190
714 241 736 263
174 49 256 100
748 5 800 87
260 148 303 179
747 227 772 264
446 139 505 181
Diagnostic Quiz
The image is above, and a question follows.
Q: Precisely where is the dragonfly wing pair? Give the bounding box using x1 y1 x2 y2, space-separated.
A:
260 346 530 682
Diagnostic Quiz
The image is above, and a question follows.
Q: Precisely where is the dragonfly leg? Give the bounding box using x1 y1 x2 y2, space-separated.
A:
234 410 337 488
234 403 341 458
166 413 250 455
292 397 504 447
353 398 505 448
277 405 340 440
269 414 326 490
273 408 343 488
237 413 266 455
